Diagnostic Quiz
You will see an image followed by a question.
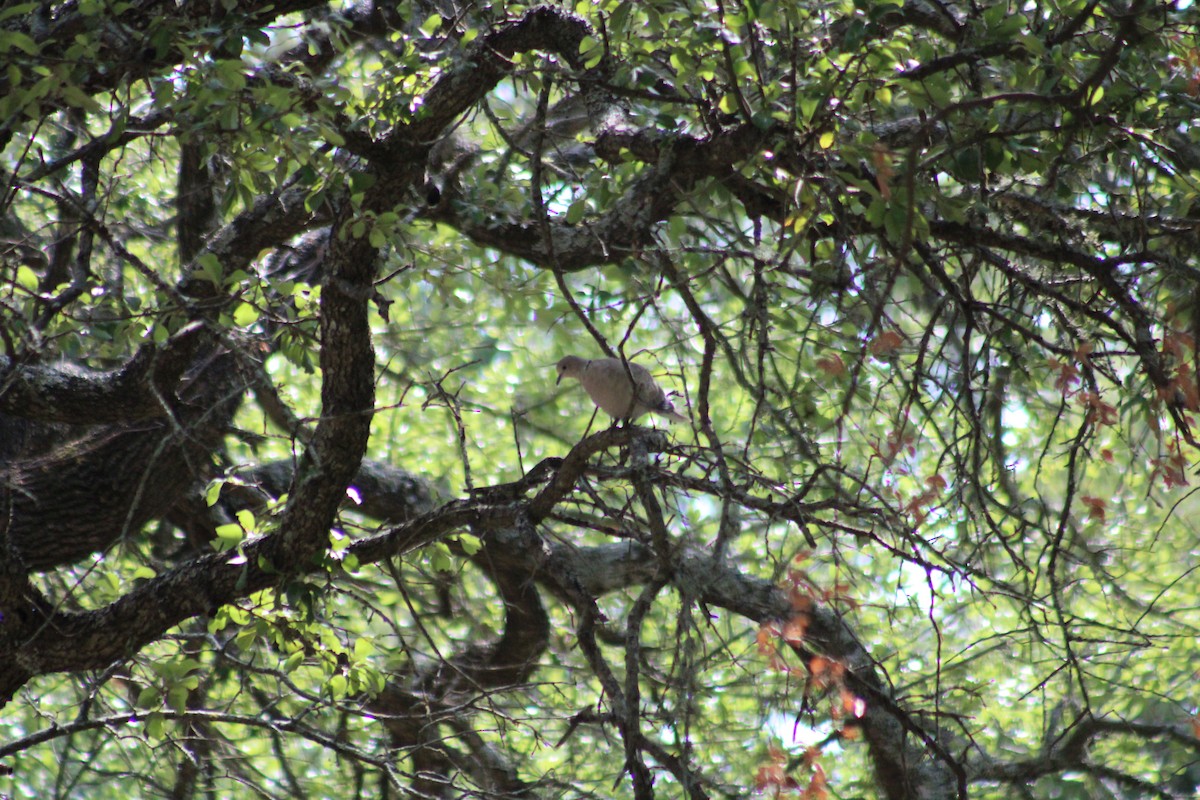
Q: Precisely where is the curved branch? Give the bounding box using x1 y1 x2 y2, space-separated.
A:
0 0 326 104
430 124 772 272
0 322 208 424
0 708 399 772
975 712 1200 792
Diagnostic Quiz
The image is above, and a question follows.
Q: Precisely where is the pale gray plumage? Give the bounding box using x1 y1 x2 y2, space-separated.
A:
556 355 687 423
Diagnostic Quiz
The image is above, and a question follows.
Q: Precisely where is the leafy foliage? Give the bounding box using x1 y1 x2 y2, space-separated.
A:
2 1 1199 799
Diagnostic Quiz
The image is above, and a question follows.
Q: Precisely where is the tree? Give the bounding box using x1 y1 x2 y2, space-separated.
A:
1 0 1199 797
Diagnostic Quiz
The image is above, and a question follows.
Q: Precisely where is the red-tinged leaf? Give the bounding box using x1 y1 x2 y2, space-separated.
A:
1077 391 1118 425
815 353 846 377
1191 715 1200 739
1174 364 1199 410
803 764 828 800
1101 449 1114 462
790 586 814 613
808 656 845 689
754 763 784 793
869 330 904 357
783 615 808 645
903 489 936 518
787 568 811 589
1162 330 1196 360
1079 495 1106 522
1049 358 1081 393
925 474 948 490
757 625 778 655
842 690 866 718
1151 448 1190 489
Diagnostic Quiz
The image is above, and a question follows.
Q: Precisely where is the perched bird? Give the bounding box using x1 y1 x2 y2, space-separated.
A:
556 355 687 423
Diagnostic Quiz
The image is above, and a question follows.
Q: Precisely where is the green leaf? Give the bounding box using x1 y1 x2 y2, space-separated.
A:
353 638 375 660
213 59 247 91
233 302 259 327
284 649 305 673
420 12 442 36
235 508 256 533
0 2 38 23
565 198 587 224
349 171 377 192
215 523 245 545
195 253 224 285
429 542 454 573
0 31 39 56
15 265 38 291
578 34 603 68
60 84 101 113
136 686 161 709
166 686 189 713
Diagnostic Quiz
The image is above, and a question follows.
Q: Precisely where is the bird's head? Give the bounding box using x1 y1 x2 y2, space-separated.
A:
555 355 586 385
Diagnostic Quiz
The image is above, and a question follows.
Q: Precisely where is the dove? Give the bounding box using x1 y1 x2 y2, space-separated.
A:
555 355 687 423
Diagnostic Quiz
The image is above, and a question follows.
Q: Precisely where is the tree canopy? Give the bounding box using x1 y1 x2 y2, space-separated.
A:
2 0 1199 798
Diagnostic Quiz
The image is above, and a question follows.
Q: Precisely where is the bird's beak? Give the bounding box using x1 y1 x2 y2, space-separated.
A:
556 372 563 385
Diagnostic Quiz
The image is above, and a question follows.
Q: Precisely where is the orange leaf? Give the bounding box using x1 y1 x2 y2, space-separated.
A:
1174 364 1199 410
754 763 785 794
803 764 829 800
790 586 815 613
1049 358 1080 393
1079 495 1107 523
783 614 808 645
1162 330 1195 360
869 330 904 357
756 625 778 655
815 353 846 377
840 688 867 718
